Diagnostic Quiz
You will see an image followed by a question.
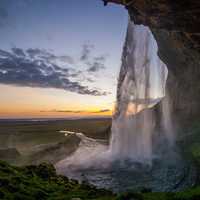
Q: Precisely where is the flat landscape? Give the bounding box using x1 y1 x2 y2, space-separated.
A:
0 118 111 165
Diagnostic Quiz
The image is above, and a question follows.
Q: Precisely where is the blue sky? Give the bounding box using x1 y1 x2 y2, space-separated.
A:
0 0 128 118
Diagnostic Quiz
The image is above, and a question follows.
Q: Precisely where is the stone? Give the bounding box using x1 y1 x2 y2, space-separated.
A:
104 0 200 127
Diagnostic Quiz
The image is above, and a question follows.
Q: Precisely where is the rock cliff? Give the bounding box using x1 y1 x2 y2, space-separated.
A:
104 0 200 124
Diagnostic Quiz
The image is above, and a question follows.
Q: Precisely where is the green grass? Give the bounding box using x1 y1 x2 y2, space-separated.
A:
0 160 115 200
1 160 200 199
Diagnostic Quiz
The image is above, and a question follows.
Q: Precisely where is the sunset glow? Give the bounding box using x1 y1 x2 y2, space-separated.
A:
0 0 127 118
0 84 113 118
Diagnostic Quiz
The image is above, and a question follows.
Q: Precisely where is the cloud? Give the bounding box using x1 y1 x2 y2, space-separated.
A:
40 109 83 113
87 61 105 72
94 55 106 63
80 44 94 61
86 78 95 83
91 109 110 113
25 48 74 64
87 55 106 73
58 55 74 64
11 47 26 57
26 48 47 58
40 109 111 114
80 44 107 73
0 48 109 96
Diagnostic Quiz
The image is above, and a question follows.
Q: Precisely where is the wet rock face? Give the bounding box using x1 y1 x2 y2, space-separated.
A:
153 29 200 123
105 0 200 123
128 1 200 30
128 0 200 122
106 0 200 52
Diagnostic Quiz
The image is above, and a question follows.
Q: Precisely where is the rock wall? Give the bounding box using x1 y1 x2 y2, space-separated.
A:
105 0 200 124
152 30 200 124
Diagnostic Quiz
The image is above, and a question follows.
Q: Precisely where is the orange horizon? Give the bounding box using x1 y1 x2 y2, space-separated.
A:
0 84 114 119
0 109 113 119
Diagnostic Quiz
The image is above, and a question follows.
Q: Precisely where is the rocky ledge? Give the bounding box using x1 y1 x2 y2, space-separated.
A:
103 0 200 127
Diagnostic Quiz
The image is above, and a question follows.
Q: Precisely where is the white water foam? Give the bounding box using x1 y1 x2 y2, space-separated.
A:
56 18 174 173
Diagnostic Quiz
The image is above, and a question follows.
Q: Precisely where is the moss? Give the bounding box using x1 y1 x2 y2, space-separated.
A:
0 160 115 200
189 144 200 165
173 186 200 200
1 160 200 199
142 192 172 200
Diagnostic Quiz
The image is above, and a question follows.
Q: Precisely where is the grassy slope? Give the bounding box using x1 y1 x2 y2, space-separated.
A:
1 160 200 200
0 160 115 200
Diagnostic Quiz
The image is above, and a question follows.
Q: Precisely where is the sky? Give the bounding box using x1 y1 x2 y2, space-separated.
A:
0 0 128 118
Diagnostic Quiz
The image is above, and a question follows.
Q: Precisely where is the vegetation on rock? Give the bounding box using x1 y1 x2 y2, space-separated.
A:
1 160 200 200
0 160 114 200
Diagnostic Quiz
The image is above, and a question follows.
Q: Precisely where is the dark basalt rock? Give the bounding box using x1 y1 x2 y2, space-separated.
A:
104 0 200 126
105 0 200 49
152 29 200 125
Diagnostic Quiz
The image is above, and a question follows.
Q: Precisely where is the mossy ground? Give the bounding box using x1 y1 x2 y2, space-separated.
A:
1 160 200 200
0 160 115 200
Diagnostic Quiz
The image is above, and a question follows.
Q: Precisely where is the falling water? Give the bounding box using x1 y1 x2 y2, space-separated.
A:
109 19 173 165
55 19 196 191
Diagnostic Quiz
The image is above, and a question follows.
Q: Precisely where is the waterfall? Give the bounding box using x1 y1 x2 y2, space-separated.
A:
55 19 192 192
109 19 173 164
56 19 175 169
